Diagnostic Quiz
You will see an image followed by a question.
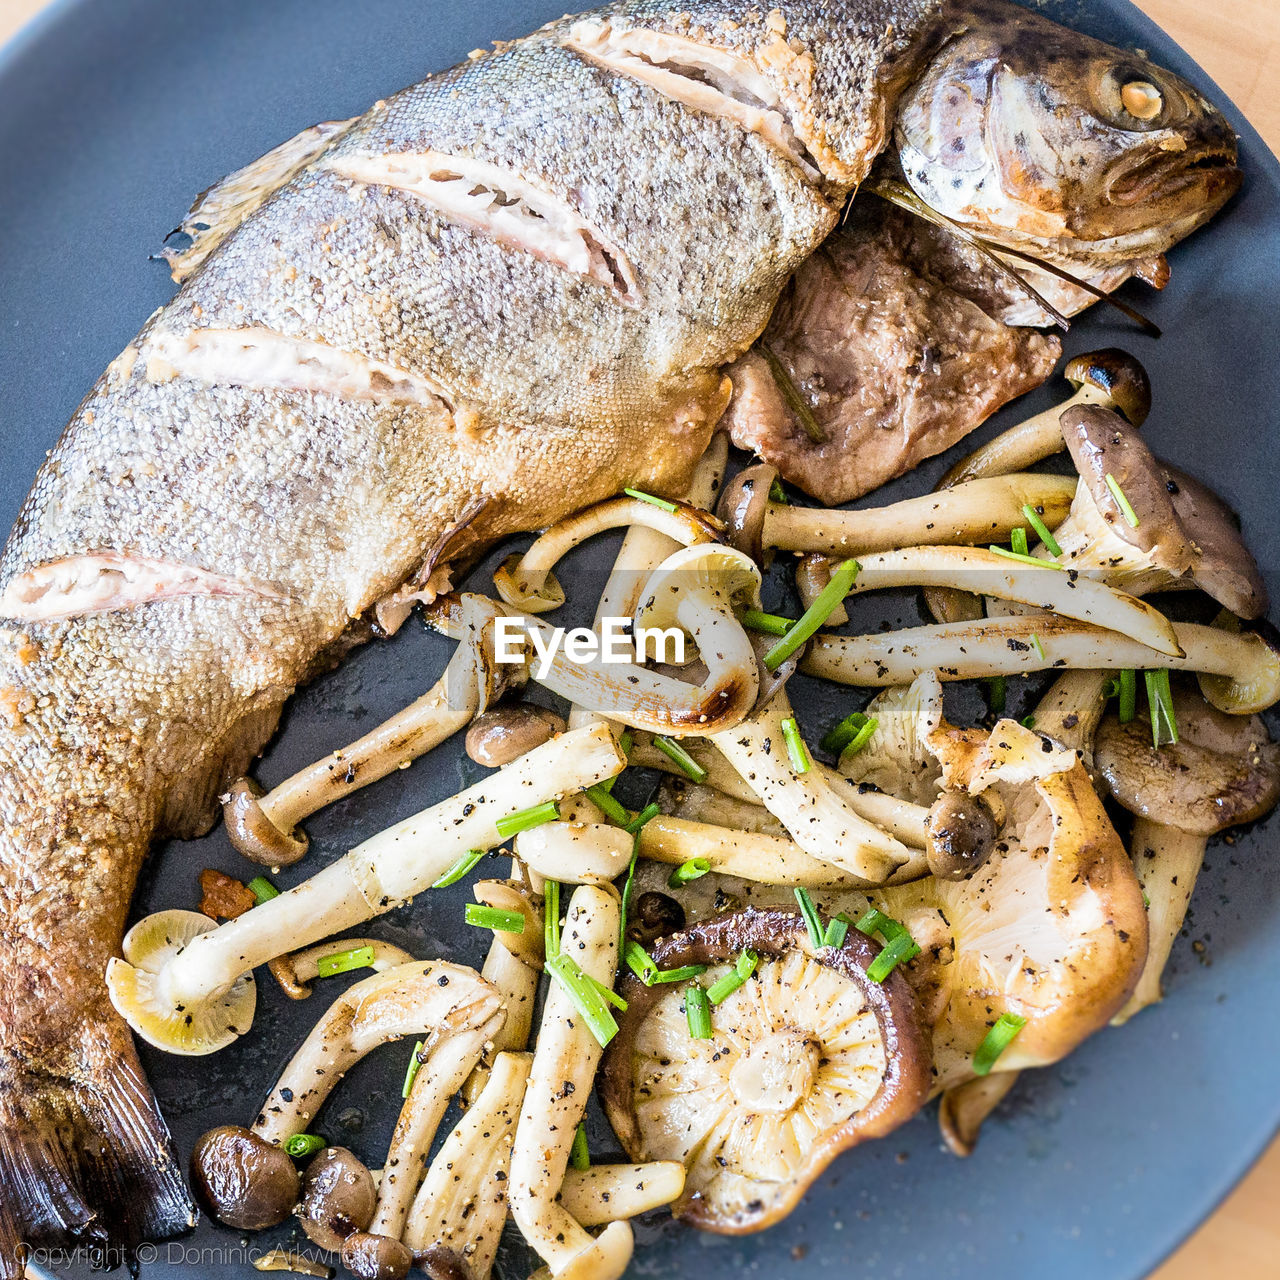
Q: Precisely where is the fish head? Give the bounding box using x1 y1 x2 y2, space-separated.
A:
892 5 1241 266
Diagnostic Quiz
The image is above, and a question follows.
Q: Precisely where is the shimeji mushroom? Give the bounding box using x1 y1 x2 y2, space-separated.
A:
190 960 503 1235
514 820 634 886
718 461 1077 559
802 614 1280 715
555 1163 687 1226
657 776 788 837
297 1147 379 1253
598 907 930 1232
709 690 921 884
402 1050 532 1278
270 938 417 1000
493 495 722 613
107 725 624 1049
1028 668 1116 774
939 349 1152 487
1094 686 1280 1023
466 704 567 767
223 594 519 866
510 884 633 1280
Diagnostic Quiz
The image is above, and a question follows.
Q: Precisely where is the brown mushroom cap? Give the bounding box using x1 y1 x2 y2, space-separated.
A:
1063 349 1152 426
715 463 777 563
191 1125 300 1230
222 777 309 866
599 907 930 1233
464 703 566 768
298 1146 377 1253
1094 686 1280 835
926 792 999 881
340 1231 413 1280
624 890 686 946
416 1244 471 1280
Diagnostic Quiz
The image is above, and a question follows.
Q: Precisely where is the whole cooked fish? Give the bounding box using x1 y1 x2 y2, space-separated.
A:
0 0 1239 1270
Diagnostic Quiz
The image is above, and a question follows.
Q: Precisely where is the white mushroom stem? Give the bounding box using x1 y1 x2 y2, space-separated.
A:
709 691 917 883
763 474 1078 555
139 726 623 1019
251 961 503 1146
803 617 1280 714
370 1001 505 1242
556 1163 686 1226
224 595 510 863
404 1050 533 1275
830 546 1182 657
1031 669 1115 770
510 885 632 1279
1111 819 1206 1025
494 496 722 612
269 938 417 1000
658 777 789 836
514 821 634 885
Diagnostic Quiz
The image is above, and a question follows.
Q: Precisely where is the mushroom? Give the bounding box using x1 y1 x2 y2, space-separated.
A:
340 1232 413 1280
795 553 849 627
657 776 789 838
191 960 502 1231
598 907 930 1232
513 821 634 885
709 690 921 883
1027 668 1116 774
623 889 687 946
298 1147 378 1252
472 879 545 970
925 791 1000 881
937 1073 1021 1158
939 349 1152 488
719 463 1078 559
1094 686 1280 1022
555 1163 687 1227
802 614 1280 714
509 884 633 1279
269 938 417 1001
493 495 722 614
466 703 567 767
222 594 517 866
107 725 623 1050
403 1050 531 1278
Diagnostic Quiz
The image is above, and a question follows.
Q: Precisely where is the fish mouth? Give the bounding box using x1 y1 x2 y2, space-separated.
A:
1105 147 1241 208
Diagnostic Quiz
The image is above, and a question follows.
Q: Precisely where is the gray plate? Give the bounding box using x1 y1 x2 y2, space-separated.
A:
2 1 1278 1277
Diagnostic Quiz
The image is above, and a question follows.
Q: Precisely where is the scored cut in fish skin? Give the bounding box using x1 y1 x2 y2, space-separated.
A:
0 0 955 1269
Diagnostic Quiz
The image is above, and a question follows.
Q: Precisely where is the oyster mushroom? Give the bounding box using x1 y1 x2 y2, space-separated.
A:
106 724 622 1049
937 1073 1021 1158
802 614 1280 715
191 960 502 1230
493 495 722 613
223 594 516 866
599 907 930 1233
1094 687 1280 1022
719 462 1077 559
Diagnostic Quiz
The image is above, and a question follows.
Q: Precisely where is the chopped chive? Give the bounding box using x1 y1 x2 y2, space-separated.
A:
1030 633 1046 660
465 903 525 934
618 730 634 758
769 478 789 504
285 1133 326 1159
1118 668 1137 723
544 880 561 958
431 848 486 889
1010 526 1029 557
1022 504 1063 558
653 736 708 783
1105 473 1140 528
247 875 279 905
741 609 795 637
624 940 706 986
624 802 661 835
1020 714 1037 730
401 1041 425 1098
707 948 760 1004
793 887 826 950
1145 669 1179 748
764 559 860 671
546 954 619 1047
820 710 870 755
759 342 826 444
823 916 850 949
685 984 713 1039
315 945 376 978
618 836 639 950
854 907 911 944
496 799 560 840
624 487 678 514
781 717 811 774
668 857 712 888
987 544 1063 569
590 975 628 1011
1142 888 1151 909
866 931 921 983
973 1012 1028 1075
986 676 1007 715
569 1123 590 1172
585 784 630 826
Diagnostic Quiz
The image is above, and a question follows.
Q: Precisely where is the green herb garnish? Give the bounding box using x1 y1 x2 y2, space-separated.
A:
496 800 560 840
315 945 376 978
973 1012 1028 1075
763 559 860 671
432 849 486 889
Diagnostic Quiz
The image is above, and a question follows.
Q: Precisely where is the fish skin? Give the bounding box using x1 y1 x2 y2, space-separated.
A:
0 0 957 1269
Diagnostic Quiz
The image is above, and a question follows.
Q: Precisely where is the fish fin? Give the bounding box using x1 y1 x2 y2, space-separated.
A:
160 116 360 282
0 1021 196 1277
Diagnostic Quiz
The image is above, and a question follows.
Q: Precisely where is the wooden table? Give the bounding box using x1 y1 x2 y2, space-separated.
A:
0 0 1277 1277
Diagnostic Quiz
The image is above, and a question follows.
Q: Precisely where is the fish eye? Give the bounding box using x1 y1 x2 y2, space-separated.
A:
1121 80 1164 121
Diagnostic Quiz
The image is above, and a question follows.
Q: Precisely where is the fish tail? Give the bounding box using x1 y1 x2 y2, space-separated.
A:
0 1018 196 1277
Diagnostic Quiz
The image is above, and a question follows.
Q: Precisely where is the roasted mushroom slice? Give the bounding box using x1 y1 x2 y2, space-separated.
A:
599 908 930 1234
